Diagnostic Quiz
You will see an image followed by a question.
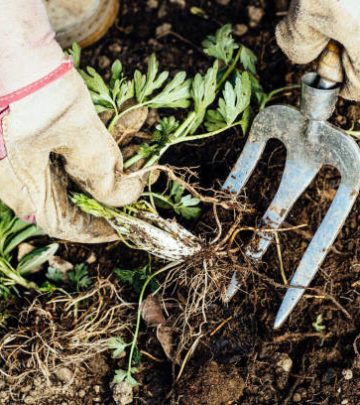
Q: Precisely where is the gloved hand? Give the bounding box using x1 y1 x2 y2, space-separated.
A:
276 0 360 100
0 0 147 243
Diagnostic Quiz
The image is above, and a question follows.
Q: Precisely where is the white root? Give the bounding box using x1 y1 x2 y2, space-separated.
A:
109 211 202 261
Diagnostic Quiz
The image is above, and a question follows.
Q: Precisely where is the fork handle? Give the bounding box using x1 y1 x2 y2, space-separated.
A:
317 40 343 89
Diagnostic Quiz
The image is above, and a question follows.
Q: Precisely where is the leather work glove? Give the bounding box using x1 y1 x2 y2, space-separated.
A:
0 0 147 243
276 0 360 100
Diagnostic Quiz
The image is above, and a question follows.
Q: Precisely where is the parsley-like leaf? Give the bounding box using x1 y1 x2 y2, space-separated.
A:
205 71 251 131
134 54 169 103
68 263 92 291
108 337 128 359
46 266 65 283
240 45 257 74
191 61 219 132
202 24 238 65
149 72 191 109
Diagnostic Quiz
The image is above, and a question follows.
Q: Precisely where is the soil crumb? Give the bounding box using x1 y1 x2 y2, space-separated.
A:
176 361 245 404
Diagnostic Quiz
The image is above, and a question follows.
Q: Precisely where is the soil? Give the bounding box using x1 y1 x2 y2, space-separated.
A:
1 0 360 404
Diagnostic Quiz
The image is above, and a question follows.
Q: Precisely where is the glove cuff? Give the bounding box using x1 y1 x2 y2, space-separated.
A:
0 59 73 109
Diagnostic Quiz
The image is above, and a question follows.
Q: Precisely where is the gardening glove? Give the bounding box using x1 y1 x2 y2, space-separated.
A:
0 0 147 243
276 0 360 100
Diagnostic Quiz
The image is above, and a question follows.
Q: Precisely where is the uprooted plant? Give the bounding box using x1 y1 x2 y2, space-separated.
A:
0 25 299 389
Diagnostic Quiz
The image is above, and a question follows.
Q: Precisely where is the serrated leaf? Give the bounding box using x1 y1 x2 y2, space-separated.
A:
205 72 251 131
108 337 128 359
191 61 218 133
240 45 257 74
149 72 191 109
202 24 238 65
67 43 81 69
18 243 59 275
134 54 169 103
113 369 139 387
46 266 65 283
68 263 92 291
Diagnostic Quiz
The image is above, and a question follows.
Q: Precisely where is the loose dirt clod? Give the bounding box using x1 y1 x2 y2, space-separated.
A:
176 361 245 404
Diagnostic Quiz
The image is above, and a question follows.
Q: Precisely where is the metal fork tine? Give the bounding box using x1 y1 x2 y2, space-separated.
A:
223 139 267 194
274 182 359 329
246 157 319 260
224 155 319 302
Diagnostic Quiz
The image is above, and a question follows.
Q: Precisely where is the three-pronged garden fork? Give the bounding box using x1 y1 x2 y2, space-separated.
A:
223 41 360 329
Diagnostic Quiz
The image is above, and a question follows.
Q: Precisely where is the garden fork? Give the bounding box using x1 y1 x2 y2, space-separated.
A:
223 42 360 329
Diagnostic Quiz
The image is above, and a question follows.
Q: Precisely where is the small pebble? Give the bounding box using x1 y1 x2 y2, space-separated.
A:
156 23 172 37
293 393 302 403
55 367 73 383
234 24 248 37
86 252 97 264
94 397 101 403
335 114 347 126
341 400 349 404
146 0 159 8
277 354 293 373
78 390 86 398
247 6 264 28
94 385 101 394
24 397 35 405
108 43 122 53
98 55 111 69
170 0 186 7
216 0 231 5
342 369 353 380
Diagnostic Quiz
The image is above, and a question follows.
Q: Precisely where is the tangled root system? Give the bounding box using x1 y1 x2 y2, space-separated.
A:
0 277 134 386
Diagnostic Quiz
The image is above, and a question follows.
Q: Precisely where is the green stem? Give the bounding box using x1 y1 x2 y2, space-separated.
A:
127 261 180 378
141 192 176 211
0 260 38 291
171 120 243 145
123 154 144 170
259 84 300 111
216 47 242 92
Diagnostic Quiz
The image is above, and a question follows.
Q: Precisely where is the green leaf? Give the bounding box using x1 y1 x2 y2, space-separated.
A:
3 224 44 257
202 24 238 65
113 268 136 284
134 54 169 103
191 61 219 133
113 369 139 387
152 116 180 147
67 43 81 69
80 67 115 108
110 60 123 88
68 263 92 291
18 243 59 275
240 45 257 74
46 266 65 283
205 72 251 131
149 72 191 109
108 337 128 359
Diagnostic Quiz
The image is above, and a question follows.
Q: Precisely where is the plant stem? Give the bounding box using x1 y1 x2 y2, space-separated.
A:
259 84 300 111
127 261 181 378
172 119 244 144
0 260 38 291
216 47 242 92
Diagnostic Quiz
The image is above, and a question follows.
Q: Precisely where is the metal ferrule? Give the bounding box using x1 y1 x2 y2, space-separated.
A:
300 72 340 122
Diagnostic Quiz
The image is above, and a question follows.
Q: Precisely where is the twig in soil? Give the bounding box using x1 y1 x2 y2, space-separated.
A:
209 316 233 336
272 332 332 343
140 350 164 363
274 233 287 285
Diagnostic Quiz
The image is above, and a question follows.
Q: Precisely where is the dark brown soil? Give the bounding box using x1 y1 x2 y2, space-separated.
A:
1 1 360 404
